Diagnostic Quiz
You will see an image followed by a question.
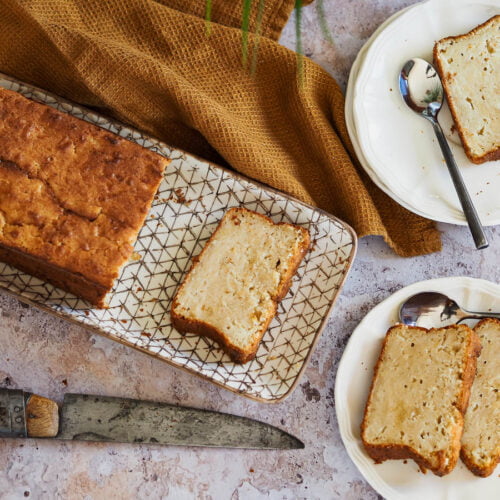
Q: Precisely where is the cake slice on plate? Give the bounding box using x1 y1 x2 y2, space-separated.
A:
434 15 500 164
461 318 500 477
361 324 481 476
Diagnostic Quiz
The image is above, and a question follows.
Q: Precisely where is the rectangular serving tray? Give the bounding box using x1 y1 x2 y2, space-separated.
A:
0 73 357 402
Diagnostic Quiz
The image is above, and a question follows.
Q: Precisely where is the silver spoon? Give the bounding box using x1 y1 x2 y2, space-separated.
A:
399 291 500 328
399 58 488 250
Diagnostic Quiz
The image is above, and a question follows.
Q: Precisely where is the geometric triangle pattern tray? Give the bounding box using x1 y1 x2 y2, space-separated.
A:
0 73 357 403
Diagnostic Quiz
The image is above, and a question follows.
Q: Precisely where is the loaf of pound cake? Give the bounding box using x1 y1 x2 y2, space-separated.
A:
0 88 169 307
361 324 481 476
461 318 500 477
434 15 499 164
171 207 310 363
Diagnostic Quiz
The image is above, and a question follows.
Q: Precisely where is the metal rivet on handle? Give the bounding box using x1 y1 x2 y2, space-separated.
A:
15 416 22 423
14 406 21 413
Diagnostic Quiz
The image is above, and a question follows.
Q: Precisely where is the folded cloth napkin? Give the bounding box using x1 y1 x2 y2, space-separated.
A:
0 0 441 256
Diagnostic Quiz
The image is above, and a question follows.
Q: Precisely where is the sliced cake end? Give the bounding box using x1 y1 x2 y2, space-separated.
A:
461 318 500 477
0 87 169 307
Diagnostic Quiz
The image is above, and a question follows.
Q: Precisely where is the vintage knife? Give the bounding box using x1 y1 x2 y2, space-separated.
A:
0 389 303 449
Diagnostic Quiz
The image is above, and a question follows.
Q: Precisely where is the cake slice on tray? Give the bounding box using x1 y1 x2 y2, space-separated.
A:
171 207 310 363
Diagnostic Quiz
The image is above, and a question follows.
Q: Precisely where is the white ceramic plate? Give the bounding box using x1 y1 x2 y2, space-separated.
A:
345 5 413 209
335 277 500 500
352 0 500 225
345 2 461 219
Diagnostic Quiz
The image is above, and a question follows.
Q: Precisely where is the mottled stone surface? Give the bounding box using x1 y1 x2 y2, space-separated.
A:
1 1 499 499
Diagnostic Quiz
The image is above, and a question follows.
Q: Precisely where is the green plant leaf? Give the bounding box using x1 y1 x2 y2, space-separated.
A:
316 0 334 45
295 0 304 85
205 0 212 36
203 0 334 78
242 0 252 67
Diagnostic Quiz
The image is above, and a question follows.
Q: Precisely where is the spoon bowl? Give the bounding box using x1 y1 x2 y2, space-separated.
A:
399 291 500 328
399 59 443 119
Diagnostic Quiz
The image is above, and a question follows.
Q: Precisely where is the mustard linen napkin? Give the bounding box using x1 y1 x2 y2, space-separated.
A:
0 0 441 256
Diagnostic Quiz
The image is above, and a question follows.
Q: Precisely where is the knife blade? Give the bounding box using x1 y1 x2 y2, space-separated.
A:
0 389 303 450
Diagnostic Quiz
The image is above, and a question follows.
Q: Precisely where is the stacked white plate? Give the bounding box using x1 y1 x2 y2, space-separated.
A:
346 0 500 225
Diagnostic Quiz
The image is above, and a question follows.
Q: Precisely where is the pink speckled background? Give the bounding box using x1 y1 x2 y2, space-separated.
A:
1 1 499 498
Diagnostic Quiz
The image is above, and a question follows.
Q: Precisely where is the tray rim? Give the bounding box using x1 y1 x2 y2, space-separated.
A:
0 72 358 403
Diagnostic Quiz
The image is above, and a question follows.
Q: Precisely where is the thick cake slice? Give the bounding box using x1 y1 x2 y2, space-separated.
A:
171 207 310 363
461 318 500 477
0 88 169 307
433 15 500 164
361 324 481 476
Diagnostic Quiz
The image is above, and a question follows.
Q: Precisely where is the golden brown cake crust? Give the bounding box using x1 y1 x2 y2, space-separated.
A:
460 445 499 478
360 324 481 476
433 15 500 165
171 207 310 364
0 88 169 307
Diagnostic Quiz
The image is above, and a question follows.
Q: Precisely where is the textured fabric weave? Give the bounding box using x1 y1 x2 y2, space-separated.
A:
0 0 441 256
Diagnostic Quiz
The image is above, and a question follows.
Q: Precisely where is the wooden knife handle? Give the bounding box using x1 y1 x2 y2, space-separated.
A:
25 394 59 438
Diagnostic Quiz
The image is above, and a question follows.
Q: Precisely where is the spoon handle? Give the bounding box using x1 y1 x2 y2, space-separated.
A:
430 120 488 250
461 311 500 321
